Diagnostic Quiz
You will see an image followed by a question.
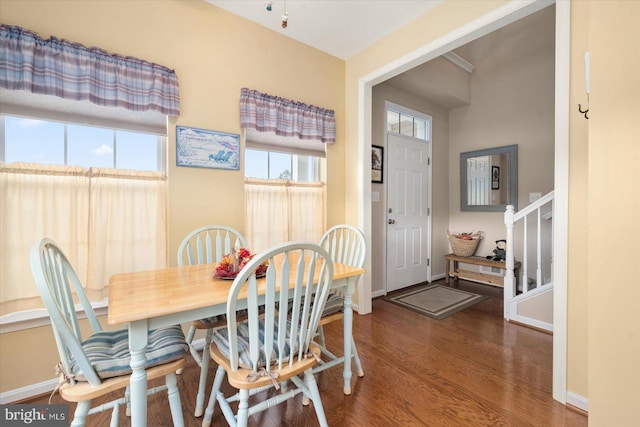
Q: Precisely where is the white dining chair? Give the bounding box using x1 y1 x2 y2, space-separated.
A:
30 238 188 427
202 242 334 427
176 225 247 417
314 224 366 377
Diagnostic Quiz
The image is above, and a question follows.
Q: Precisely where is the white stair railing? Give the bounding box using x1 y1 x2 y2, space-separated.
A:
503 191 554 321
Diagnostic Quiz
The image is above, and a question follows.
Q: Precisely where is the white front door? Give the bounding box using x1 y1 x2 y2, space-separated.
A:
386 133 431 292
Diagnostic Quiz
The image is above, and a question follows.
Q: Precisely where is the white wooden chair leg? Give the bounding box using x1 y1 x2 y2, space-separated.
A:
195 329 213 417
70 401 91 427
109 405 119 427
202 365 226 427
304 370 329 427
125 385 131 416
351 337 364 377
166 372 185 427
236 389 250 427
317 325 326 347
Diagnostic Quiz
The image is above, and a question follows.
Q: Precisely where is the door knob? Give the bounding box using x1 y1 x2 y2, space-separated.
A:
388 219 395 224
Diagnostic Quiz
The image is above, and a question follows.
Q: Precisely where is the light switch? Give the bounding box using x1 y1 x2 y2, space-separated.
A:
529 192 542 202
371 191 380 202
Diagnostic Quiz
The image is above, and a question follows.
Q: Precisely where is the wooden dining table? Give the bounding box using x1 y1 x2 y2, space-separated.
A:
108 255 365 427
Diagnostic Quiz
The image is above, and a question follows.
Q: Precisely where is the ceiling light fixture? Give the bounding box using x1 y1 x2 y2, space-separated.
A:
281 0 288 28
264 0 288 29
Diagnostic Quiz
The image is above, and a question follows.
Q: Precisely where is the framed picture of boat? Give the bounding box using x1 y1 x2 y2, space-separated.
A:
176 126 240 170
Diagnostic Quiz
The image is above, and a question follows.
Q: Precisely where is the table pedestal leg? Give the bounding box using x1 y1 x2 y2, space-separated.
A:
342 282 354 395
129 322 148 427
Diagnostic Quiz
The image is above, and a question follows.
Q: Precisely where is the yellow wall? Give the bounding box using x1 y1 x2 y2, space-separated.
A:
568 0 590 404
587 2 640 425
0 0 345 393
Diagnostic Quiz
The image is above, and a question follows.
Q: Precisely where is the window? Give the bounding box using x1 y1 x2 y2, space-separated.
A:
2 115 165 171
244 149 321 182
386 107 430 141
0 114 168 318
244 148 325 253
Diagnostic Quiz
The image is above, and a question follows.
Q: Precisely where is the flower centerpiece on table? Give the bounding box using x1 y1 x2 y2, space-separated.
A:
214 247 269 279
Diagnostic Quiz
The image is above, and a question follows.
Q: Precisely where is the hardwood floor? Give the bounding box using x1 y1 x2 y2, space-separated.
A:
24 279 587 426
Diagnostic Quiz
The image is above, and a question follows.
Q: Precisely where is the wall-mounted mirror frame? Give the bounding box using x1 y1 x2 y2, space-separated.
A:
460 144 518 212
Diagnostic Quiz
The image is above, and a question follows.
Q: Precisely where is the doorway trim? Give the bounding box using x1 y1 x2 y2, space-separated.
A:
356 0 568 403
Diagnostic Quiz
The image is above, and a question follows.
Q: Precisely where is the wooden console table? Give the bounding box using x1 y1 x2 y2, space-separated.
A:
444 253 520 288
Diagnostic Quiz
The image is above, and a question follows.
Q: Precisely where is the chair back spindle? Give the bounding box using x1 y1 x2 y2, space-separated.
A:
319 225 365 300
320 225 365 269
177 225 247 267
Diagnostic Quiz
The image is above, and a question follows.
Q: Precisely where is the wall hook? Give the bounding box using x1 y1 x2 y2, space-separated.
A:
579 52 590 120
578 103 589 120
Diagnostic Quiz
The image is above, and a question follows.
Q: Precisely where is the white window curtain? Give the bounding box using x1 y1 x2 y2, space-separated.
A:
0 163 167 315
245 178 325 252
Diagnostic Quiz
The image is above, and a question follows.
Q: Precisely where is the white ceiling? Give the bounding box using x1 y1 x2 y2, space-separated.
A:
205 0 442 60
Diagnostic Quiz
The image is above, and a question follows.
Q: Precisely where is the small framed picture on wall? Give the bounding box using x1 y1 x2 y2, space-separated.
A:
372 145 383 183
492 166 500 190
176 125 240 170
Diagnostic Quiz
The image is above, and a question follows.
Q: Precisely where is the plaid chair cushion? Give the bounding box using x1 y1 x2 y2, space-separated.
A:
70 325 188 381
194 308 254 328
288 293 342 319
212 320 297 370
322 293 344 317
193 315 228 328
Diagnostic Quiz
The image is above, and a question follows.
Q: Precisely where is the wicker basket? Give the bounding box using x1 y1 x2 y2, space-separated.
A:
447 230 483 257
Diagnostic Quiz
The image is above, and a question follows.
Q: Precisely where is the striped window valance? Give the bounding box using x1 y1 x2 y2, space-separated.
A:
0 24 180 117
240 88 335 157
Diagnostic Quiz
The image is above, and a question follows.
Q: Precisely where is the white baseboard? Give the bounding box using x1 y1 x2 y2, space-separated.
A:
0 378 59 404
372 289 386 298
566 391 589 413
371 274 446 300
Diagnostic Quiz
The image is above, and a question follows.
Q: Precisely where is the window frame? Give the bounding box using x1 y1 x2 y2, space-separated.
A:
0 114 167 172
244 147 325 183
385 101 432 141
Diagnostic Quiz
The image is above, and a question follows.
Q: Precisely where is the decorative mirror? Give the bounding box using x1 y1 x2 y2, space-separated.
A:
460 144 518 212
